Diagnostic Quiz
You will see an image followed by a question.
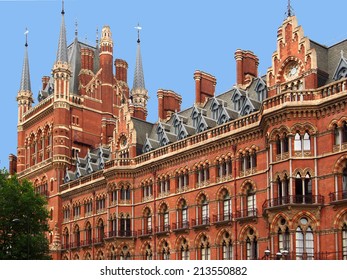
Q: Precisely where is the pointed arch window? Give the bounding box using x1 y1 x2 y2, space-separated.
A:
294 132 301 151
120 246 131 260
199 236 210 260
144 244 152 260
180 238 190 260
295 218 314 260
343 168 347 197
161 241 170 260
245 229 257 260
221 232 233 260
303 132 310 151
343 121 347 143
278 227 290 252
334 124 341 145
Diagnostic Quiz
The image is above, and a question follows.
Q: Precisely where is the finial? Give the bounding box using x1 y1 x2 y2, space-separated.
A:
75 19 78 38
24 28 29 47
135 23 142 43
85 34 88 44
96 27 99 46
61 0 65 15
286 0 294 17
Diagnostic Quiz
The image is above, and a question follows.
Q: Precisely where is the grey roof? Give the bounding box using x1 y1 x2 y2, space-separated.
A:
68 37 81 93
132 41 145 91
19 43 31 92
56 11 68 64
64 146 111 183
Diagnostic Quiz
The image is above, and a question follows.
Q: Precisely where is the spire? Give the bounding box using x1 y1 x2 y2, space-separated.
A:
74 19 78 39
19 28 31 92
132 24 145 91
56 0 68 63
286 0 294 17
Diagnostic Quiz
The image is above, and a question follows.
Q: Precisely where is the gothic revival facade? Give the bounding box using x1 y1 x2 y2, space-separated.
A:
11 5 347 260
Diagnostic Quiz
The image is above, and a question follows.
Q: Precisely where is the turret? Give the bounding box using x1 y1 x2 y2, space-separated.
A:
99 25 114 113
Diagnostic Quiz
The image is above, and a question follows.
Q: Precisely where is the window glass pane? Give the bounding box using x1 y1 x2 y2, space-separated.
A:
294 133 301 151
306 227 314 260
303 132 310 151
296 227 304 259
343 225 347 260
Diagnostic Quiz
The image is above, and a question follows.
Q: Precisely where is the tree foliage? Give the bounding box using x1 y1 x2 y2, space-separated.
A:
0 170 51 259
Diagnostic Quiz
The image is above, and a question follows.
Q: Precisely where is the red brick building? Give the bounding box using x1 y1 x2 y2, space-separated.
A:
11 4 347 260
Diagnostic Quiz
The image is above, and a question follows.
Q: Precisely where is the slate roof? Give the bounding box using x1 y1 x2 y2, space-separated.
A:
64 147 111 183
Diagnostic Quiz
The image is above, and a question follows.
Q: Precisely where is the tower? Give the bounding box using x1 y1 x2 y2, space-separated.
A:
16 29 33 173
130 24 148 120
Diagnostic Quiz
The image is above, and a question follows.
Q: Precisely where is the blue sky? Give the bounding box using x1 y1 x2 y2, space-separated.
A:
0 0 346 170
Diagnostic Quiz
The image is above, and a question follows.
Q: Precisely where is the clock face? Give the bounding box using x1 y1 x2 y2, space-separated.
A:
120 137 127 148
284 62 299 80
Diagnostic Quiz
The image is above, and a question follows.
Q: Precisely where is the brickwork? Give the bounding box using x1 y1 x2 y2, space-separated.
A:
13 10 347 261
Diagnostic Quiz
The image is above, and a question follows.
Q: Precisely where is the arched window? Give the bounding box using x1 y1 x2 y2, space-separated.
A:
120 214 131 237
176 199 188 230
74 225 80 248
159 204 169 232
199 235 210 260
334 124 341 145
283 133 289 153
63 228 69 250
120 245 131 260
143 208 152 235
223 192 231 221
221 232 233 260
276 135 281 155
343 168 347 198
295 172 312 203
303 132 310 151
342 224 347 260
85 222 92 245
294 132 301 151
245 228 257 260
278 227 290 252
180 238 189 260
161 241 170 260
295 217 314 260
97 220 105 243
246 186 256 217
343 121 347 143
144 244 152 260
197 194 209 225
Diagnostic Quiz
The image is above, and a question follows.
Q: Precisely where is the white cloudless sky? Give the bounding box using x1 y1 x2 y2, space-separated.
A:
0 0 346 169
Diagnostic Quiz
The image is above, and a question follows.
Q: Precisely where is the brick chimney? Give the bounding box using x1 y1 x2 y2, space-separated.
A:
80 47 95 88
194 70 216 105
234 49 259 88
157 89 182 120
115 59 128 83
8 154 17 175
42 76 50 90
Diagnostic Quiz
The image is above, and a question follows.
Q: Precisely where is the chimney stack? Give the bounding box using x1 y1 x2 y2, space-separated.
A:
234 49 259 88
194 70 216 106
157 89 182 120
115 59 128 83
42 76 50 90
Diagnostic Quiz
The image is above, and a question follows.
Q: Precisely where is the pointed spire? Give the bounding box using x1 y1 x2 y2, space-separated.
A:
19 28 31 92
132 24 145 91
56 0 68 63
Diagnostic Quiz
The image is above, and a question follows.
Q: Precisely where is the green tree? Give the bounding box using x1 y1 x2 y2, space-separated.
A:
0 170 51 259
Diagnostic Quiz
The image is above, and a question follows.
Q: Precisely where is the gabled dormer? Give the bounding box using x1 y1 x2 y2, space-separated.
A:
210 97 221 120
240 97 255 116
217 106 231 125
333 54 347 81
231 88 243 112
254 78 267 102
157 122 170 146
